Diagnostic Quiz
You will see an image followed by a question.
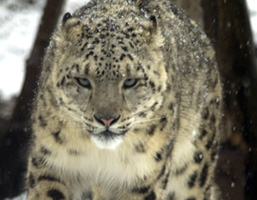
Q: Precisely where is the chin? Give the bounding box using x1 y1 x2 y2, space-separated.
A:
90 134 124 150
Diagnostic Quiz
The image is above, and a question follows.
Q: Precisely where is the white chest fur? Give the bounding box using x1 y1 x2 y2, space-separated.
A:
46 138 156 191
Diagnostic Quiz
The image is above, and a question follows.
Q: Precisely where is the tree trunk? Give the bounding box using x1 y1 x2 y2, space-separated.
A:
175 0 257 199
0 0 66 198
202 1 257 199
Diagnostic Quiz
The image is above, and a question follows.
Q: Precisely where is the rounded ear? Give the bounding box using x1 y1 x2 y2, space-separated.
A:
140 15 158 42
149 15 157 34
60 12 83 43
62 12 72 23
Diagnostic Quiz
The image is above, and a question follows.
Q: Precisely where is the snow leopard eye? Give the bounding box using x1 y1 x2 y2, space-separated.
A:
123 79 138 89
75 77 91 89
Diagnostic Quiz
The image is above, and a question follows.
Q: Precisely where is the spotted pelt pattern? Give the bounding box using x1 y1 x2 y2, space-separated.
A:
27 0 222 199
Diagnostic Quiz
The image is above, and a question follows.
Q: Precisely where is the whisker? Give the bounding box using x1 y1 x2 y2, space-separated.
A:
133 117 163 124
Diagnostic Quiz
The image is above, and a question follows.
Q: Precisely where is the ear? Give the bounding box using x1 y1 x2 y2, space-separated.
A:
62 12 72 23
149 15 157 35
60 12 83 43
140 15 158 42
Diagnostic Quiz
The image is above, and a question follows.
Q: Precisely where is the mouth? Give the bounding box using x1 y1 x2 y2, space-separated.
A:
91 129 126 138
99 130 125 138
90 130 127 150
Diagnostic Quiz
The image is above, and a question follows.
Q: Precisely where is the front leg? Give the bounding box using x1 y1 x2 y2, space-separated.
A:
27 155 69 200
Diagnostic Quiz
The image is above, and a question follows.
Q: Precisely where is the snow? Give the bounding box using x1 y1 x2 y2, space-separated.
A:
0 0 87 100
0 0 46 100
4 193 26 200
247 0 257 44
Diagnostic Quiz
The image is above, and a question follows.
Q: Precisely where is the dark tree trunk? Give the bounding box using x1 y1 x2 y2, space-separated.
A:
0 0 66 198
172 0 257 199
202 1 257 199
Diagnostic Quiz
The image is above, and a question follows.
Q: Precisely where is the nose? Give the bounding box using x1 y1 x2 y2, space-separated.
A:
94 115 121 127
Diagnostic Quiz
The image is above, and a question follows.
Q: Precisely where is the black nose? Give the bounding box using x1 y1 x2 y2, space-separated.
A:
94 115 121 127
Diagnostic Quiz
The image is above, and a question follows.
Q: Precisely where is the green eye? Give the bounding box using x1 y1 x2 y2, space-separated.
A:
75 77 91 89
123 79 138 89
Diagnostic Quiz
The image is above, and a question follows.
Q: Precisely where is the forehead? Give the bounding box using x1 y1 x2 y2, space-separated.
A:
80 18 141 57
72 19 145 80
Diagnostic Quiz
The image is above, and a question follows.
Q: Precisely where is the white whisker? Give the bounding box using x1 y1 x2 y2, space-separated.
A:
133 117 163 124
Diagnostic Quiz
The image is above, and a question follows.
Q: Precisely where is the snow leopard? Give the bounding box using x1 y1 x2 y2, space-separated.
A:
26 0 222 199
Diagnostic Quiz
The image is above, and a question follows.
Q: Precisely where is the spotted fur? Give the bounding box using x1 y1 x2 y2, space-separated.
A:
27 0 222 199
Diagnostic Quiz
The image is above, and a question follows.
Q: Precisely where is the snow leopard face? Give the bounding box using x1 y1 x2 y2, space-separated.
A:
48 13 167 149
